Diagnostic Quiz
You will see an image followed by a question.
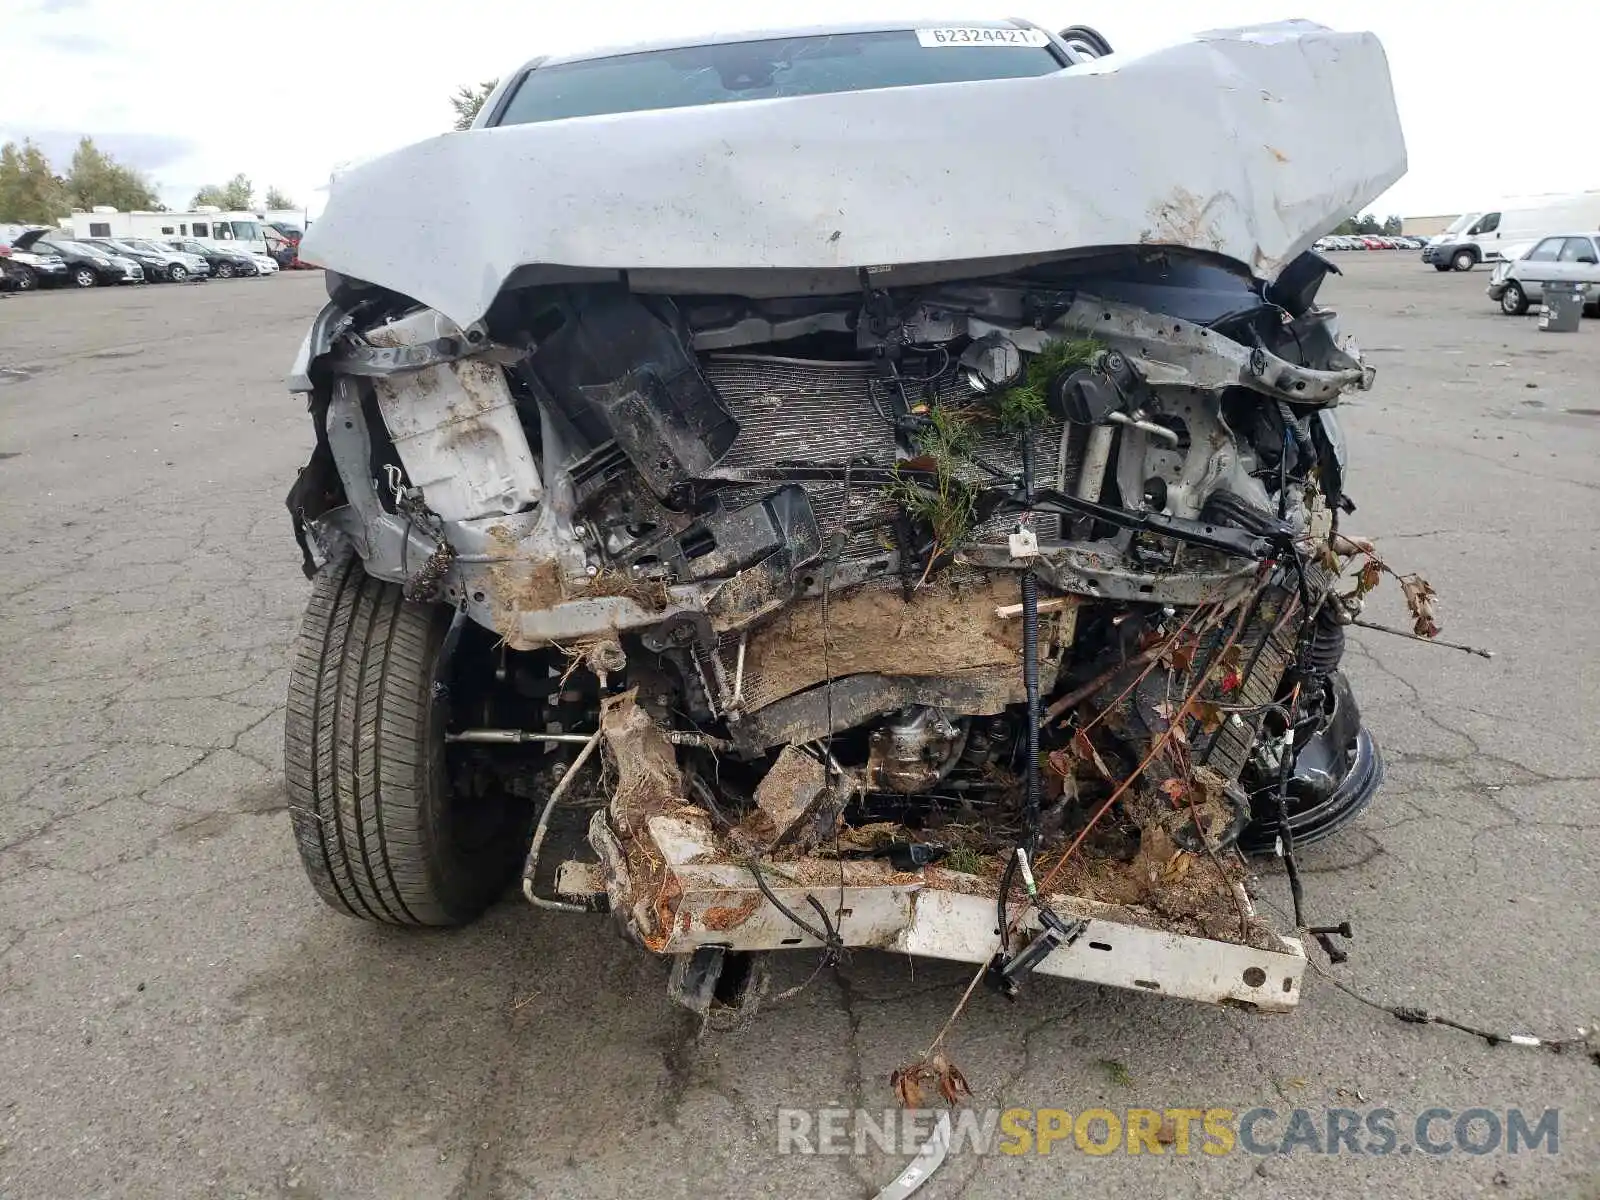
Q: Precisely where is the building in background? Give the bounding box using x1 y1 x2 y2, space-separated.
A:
1403 214 1459 237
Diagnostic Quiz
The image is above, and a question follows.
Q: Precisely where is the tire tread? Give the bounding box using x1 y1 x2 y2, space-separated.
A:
283 555 494 926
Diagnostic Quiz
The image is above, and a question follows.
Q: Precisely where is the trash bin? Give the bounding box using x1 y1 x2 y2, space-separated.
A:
1539 281 1588 332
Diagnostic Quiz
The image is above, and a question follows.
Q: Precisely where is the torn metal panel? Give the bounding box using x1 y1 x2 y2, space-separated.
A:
301 21 1405 329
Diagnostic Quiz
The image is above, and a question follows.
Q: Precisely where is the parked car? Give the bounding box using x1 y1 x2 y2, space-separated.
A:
105 238 210 282
0 239 69 290
240 248 280 275
1486 232 1600 316
0 255 27 291
163 238 259 278
82 237 199 283
12 231 143 286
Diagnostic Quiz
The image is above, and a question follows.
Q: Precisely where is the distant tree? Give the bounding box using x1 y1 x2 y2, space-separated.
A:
450 79 499 130
190 173 254 210
1335 212 1383 236
1381 214 1403 235
64 136 160 211
263 186 295 210
0 139 69 224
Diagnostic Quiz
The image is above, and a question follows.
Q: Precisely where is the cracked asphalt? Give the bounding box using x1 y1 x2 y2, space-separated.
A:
1 259 1597 1200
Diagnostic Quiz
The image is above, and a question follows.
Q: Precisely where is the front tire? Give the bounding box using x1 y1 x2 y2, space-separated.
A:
1499 282 1529 315
168 264 189 282
1451 249 1477 272
72 267 98 288
12 265 37 291
284 556 532 926
215 261 235 279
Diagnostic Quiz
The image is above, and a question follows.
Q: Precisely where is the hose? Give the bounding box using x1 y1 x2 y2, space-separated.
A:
522 727 604 913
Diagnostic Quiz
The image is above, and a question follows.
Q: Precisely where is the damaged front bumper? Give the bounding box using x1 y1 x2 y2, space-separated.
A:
578 808 1307 1013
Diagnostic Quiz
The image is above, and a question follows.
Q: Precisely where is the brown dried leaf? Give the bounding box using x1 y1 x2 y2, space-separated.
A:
891 1067 925 1110
1358 558 1384 593
1162 634 1199 675
1400 574 1440 638
1070 730 1116 781
898 455 938 474
892 1054 972 1109
1160 851 1192 883
1157 1115 1179 1145
1192 700 1227 735
936 1056 972 1106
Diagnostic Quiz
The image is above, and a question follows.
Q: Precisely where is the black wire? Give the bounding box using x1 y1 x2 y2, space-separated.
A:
1277 425 1292 520
1308 960 1598 1060
744 859 843 954
996 853 1018 953
1000 426 1043 956
1274 548 1322 929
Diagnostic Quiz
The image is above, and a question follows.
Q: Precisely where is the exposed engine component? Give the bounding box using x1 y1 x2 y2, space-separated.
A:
867 707 969 795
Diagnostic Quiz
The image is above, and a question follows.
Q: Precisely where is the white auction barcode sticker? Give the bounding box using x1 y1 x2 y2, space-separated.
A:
915 27 1050 48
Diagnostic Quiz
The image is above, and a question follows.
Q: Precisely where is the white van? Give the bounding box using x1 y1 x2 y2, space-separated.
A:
1421 190 1600 271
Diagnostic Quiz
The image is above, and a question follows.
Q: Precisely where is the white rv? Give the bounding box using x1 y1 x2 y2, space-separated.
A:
1421 190 1600 271
66 207 273 257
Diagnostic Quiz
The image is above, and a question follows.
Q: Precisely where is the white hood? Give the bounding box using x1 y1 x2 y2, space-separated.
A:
302 20 1406 329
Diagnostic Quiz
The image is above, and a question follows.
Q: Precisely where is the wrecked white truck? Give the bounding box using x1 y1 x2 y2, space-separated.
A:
282 20 1407 1022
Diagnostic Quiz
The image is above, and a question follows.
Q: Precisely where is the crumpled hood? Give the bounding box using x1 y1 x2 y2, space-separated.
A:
302 20 1405 330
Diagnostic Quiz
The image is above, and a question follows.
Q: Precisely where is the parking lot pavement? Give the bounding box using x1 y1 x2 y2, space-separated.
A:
1 260 1597 1200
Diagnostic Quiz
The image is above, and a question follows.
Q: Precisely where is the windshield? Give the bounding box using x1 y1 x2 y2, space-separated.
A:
494 29 1061 126
1444 212 1481 235
55 240 109 258
220 220 261 241
127 240 170 254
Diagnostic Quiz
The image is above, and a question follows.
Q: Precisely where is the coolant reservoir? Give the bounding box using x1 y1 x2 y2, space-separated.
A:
366 309 542 522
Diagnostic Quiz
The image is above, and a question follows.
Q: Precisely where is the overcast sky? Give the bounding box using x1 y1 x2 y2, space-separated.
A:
2 0 1593 220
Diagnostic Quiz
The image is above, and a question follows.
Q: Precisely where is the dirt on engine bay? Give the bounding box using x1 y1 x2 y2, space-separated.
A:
741 575 1058 708
800 790 1276 949
599 692 691 952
